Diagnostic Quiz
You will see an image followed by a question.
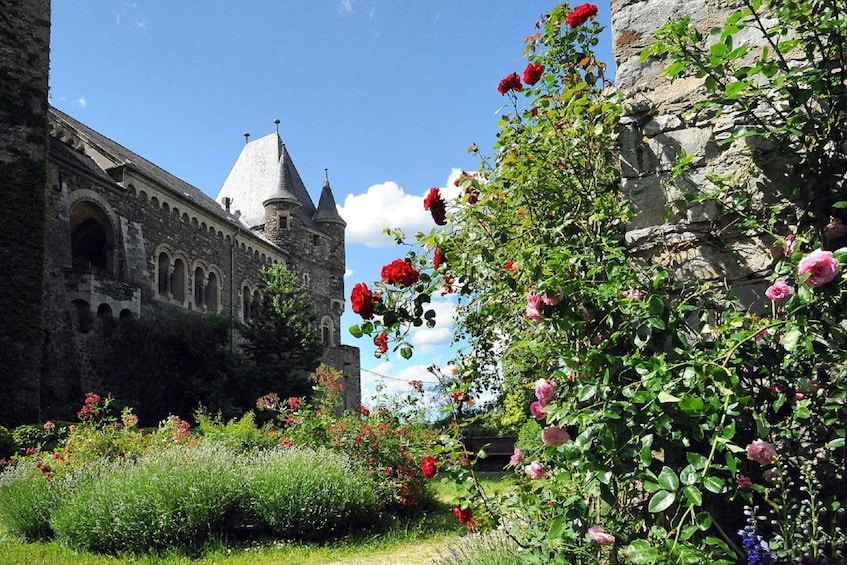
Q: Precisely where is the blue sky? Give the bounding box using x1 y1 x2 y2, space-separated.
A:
50 0 613 404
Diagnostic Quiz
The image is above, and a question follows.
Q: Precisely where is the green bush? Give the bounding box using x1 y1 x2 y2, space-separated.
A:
0 426 14 459
51 443 243 554
0 460 63 541
435 531 523 565
242 446 380 539
195 409 278 452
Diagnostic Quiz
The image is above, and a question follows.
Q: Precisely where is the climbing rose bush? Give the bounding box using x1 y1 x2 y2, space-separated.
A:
381 259 420 287
351 2 846 562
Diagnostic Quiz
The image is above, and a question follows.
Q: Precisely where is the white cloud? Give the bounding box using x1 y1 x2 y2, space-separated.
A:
408 295 457 351
339 0 354 13
344 268 353 278
338 181 431 247
339 170 467 248
75 97 87 109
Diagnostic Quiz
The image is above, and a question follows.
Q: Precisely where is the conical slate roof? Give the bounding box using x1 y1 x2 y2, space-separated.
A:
314 175 346 226
263 145 301 207
216 133 316 228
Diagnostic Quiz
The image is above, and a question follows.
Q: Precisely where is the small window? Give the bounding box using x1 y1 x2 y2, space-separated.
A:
278 212 290 231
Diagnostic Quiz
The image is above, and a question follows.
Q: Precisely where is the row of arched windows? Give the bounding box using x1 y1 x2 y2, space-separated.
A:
154 247 220 313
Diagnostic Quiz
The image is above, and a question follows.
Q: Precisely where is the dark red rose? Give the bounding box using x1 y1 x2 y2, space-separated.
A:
374 331 388 355
497 72 523 95
504 260 514 271
351 282 380 319
421 455 437 479
523 62 544 85
433 247 446 270
381 259 420 287
360 404 370 417
423 187 447 225
566 3 598 28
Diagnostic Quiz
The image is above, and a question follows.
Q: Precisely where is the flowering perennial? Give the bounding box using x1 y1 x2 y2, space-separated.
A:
351 282 380 319
381 259 420 287
497 72 523 95
423 187 447 225
565 3 598 28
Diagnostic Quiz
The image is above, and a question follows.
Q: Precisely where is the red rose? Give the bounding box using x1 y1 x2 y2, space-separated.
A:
504 260 514 271
566 3 598 28
351 282 380 319
381 259 420 287
523 62 544 85
453 505 473 524
433 247 446 270
423 187 447 225
421 455 437 479
374 331 388 355
360 404 370 417
497 72 523 95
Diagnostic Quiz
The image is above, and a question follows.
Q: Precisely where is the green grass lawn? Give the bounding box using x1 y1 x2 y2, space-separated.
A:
0 473 507 565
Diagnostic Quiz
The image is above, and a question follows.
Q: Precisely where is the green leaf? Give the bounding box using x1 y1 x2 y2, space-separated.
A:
826 438 845 449
648 489 676 513
400 346 413 359
703 475 725 494
781 328 802 351
348 325 363 338
657 466 680 492
680 464 698 485
686 452 708 469
658 391 681 403
682 485 703 506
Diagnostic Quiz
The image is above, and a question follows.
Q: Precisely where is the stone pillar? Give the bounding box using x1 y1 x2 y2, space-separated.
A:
612 0 776 303
0 0 50 425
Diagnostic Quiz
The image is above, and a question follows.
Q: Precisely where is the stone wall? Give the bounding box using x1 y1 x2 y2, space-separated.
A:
612 0 780 304
0 0 50 426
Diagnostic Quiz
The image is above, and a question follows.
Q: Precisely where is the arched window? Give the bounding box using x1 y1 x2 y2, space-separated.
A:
171 258 186 302
205 272 219 313
252 290 262 318
70 201 115 274
194 267 205 309
321 316 334 347
242 284 252 321
157 252 170 296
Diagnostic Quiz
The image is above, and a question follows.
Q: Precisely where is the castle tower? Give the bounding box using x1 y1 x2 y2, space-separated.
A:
313 172 347 346
0 0 51 425
263 146 303 250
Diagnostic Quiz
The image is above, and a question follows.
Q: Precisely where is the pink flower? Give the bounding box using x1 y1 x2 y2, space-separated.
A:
509 447 522 467
621 288 643 299
783 234 796 256
42 421 55 432
541 425 569 447
746 439 777 466
736 476 753 489
588 524 615 545
525 461 545 479
530 400 546 420
541 289 564 306
798 249 840 287
534 378 557 405
763 469 779 483
765 281 794 301
526 291 545 322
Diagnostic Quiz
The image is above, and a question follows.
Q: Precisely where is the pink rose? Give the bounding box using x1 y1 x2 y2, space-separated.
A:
541 425 569 447
746 439 777 466
534 378 557 405
530 400 546 420
798 249 840 287
525 461 544 479
541 289 564 306
588 524 615 545
765 281 794 301
526 291 545 322
621 288 643 299
509 448 522 467
736 476 753 489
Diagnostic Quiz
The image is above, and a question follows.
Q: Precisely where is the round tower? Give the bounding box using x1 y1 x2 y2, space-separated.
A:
263 144 302 250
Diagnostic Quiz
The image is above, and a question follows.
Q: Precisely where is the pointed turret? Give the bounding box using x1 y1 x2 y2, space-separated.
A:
263 145 301 208
313 171 346 227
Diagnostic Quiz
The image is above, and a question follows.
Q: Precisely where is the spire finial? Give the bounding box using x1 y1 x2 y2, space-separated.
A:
274 118 280 135
243 131 250 144
324 168 329 182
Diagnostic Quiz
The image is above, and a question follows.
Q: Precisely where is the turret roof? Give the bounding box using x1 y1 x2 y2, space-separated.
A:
314 175 346 226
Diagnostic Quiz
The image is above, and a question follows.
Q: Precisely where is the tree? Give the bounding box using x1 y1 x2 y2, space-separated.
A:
240 264 324 402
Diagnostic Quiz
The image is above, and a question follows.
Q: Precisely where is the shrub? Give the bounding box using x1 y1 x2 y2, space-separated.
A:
435 531 523 565
51 443 243 554
195 409 279 452
242 446 380 540
0 458 77 541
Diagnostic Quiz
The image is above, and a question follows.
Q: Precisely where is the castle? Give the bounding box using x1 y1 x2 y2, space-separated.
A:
0 0 359 425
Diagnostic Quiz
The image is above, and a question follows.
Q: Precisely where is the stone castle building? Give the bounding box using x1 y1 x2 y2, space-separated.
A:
0 0 359 425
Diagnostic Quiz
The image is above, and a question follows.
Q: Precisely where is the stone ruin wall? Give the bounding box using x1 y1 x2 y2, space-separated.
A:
611 0 784 305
